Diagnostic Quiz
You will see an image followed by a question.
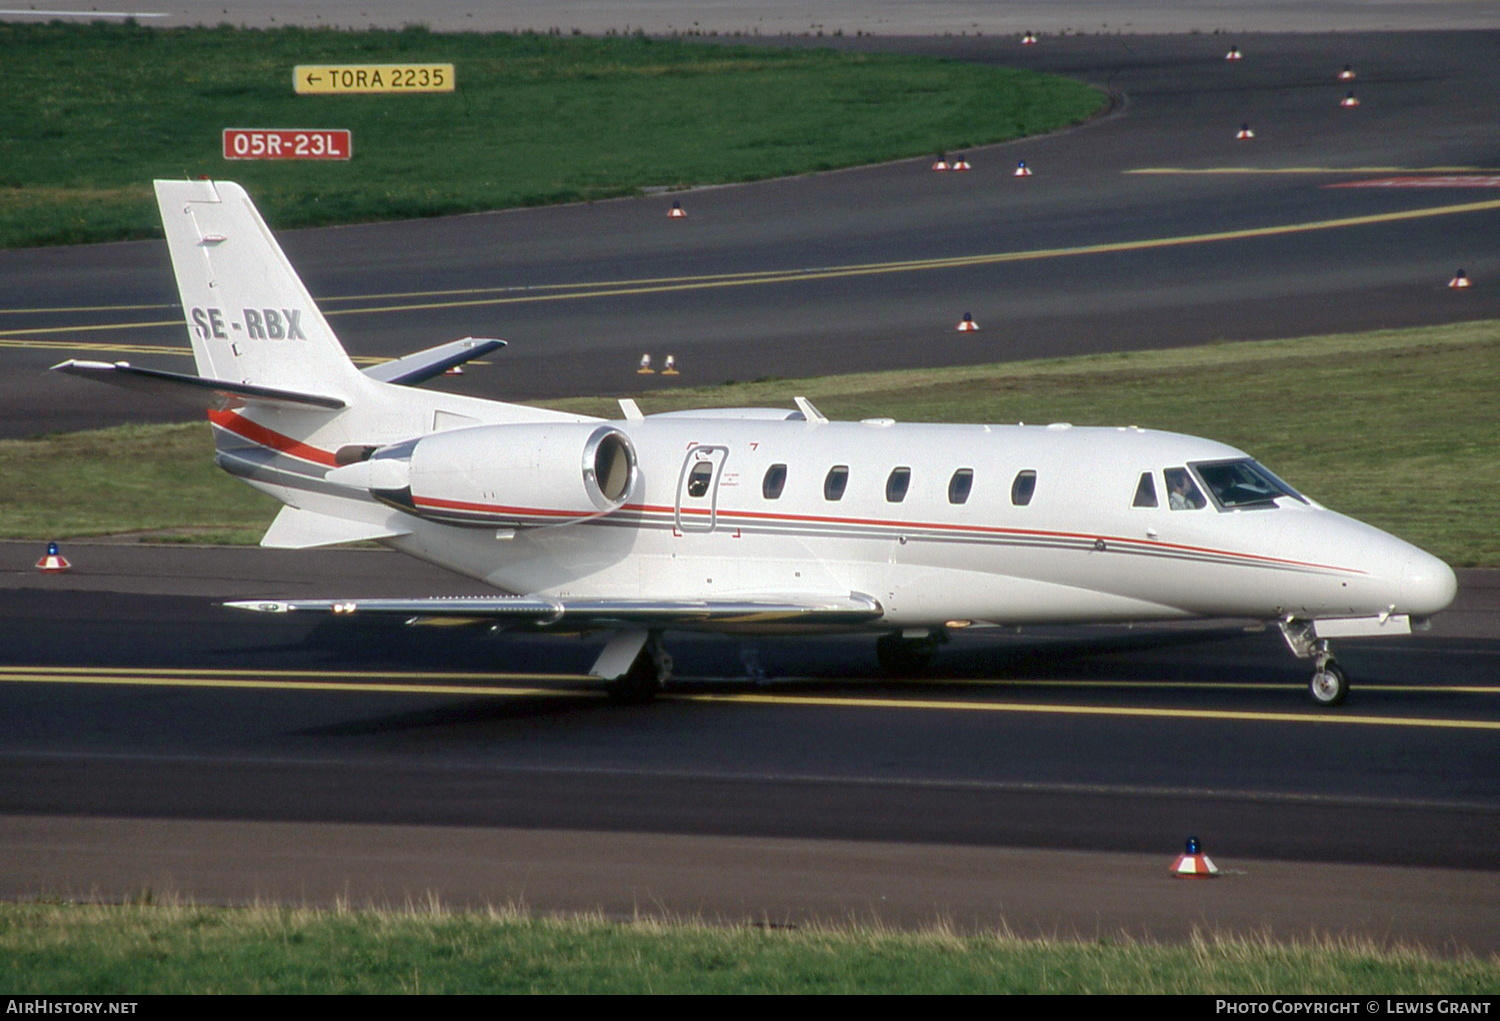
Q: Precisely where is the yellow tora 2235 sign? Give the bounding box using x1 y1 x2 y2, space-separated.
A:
294 64 454 94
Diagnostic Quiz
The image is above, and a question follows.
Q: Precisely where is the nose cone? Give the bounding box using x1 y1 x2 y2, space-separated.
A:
1402 548 1458 617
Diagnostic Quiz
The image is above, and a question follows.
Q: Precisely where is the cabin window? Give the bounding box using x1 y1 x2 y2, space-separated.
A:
1011 470 1037 507
886 467 911 503
686 462 714 499
948 468 974 505
1164 467 1207 510
824 465 850 501
762 463 787 500
1133 472 1158 508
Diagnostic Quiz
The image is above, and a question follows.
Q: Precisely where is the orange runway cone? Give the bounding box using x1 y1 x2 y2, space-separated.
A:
1170 836 1220 878
1236 123 1255 140
931 154 950 172
1022 31 1037 46
950 155 971 171
36 541 71 573
1013 160 1033 177
637 354 655 374
668 200 686 219
1338 64 1356 81
662 355 679 376
1225 45 1243 61
956 312 979 332
1340 91 1360 107
1449 269 1471 289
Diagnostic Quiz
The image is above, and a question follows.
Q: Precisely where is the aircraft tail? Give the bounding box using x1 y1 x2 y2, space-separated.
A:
154 179 370 403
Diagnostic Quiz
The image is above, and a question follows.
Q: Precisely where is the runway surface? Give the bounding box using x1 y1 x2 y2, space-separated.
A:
2 14 1498 955
3 29 1499 435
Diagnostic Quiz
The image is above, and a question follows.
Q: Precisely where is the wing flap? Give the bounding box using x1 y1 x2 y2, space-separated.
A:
224 592 884 629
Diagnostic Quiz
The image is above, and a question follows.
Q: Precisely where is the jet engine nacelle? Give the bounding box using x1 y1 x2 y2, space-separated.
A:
329 422 638 528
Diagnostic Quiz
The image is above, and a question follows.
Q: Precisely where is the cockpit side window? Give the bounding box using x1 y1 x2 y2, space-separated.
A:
1192 459 1308 509
1164 467 1206 510
1133 471 1158 508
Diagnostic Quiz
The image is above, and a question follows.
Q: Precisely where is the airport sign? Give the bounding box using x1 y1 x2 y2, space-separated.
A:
294 64 454 94
223 129 352 161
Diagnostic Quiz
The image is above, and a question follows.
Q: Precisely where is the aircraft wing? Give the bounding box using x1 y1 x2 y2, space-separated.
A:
224 592 884 630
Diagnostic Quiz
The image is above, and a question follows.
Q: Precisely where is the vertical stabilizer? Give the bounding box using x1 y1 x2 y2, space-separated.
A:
154 179 368 401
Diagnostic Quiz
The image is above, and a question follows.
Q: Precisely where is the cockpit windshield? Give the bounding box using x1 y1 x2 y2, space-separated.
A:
1191 459 1307 509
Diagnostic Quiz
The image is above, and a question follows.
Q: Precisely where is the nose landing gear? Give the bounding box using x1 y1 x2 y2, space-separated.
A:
1279 619 1350 707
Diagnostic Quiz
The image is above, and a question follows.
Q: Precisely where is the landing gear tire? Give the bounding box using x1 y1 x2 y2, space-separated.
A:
1308 659 1349 708
607 635 672 705
876 632 940 677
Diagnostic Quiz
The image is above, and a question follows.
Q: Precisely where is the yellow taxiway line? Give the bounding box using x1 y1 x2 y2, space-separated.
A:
3 666 1496 731
4 196 1500 349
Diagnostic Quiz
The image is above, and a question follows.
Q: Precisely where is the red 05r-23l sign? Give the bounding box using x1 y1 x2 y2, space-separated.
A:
223 129 352 160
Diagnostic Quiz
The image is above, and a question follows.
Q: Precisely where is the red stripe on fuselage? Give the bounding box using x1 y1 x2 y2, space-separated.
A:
621 502 1365 576
207 409 339 467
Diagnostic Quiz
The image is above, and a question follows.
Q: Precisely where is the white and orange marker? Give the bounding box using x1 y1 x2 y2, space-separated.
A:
956 312 979 332
1236 123 1255 140
1013 160 1033 177
950 155 971 171
1338 64 1356 81
931 154 950 172
668 200 686 219
637 354 655 374
1449 269 1471 289
36 541 71 573
1022 31 1038 46
1341 91 1360 107
1170 836 1220 879
662 355 679 376
1225 45 1243 61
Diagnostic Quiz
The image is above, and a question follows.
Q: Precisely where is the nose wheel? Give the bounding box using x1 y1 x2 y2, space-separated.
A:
1308 657 1348 707
1280 621 1352 708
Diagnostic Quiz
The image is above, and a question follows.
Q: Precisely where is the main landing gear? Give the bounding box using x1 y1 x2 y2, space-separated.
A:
876 629 947 677
1279 620 1350 707
607 632 674 704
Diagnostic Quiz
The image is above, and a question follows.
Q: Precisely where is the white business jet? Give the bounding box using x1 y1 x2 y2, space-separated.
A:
54 181 1457 706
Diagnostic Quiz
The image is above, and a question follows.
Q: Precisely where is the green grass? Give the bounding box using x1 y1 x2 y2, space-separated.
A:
3 320 1495 565
0 21 1105 247
3 901 1495 994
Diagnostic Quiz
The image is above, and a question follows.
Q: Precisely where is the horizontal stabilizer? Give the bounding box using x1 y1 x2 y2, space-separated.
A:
259 505 413 549
51 360 345 411
362 337 506 385
225 592 884 629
